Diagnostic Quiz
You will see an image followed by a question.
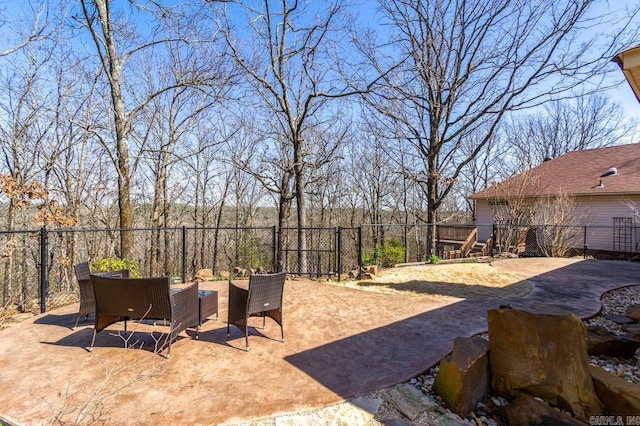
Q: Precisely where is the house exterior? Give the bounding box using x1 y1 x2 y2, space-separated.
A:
469 143 640 253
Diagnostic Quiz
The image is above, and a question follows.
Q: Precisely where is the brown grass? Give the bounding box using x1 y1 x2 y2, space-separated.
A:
332 262 532 300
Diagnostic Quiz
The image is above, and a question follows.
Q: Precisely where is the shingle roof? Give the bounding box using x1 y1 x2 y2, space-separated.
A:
468 143 640 200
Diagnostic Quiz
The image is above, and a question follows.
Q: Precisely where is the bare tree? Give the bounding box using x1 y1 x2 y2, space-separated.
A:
215 0 360 273
141 53 229 274
0 38 56 306
533 193 586 257
359 0 639 254
454 127 508 218
75 0 223 259
194 114 238 274
486 174 539 254
505 93 638 172
0 1 53 57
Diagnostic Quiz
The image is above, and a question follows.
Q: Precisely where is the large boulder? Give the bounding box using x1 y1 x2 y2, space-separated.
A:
488 307 603 420
432 336 490 415
503 395 588 426
590 365 640 415
193 268 214 281
586 326 640 359
366 265 379 277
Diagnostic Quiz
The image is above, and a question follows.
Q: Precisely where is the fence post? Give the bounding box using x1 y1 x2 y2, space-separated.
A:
336 227 342 282
357 226 363 279
181 225 187 283
403 223 408 263
272 225 277 273
492 224 496 253
583 226 587 259
39 226 48 314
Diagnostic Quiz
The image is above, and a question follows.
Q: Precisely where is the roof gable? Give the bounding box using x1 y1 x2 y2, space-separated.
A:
469 143 640 200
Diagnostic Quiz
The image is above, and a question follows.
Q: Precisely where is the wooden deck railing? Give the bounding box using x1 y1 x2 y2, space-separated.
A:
437 225 476 241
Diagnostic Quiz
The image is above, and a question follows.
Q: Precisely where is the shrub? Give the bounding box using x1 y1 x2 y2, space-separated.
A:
429 255 441 264
91 258 141 278
363 239 406 267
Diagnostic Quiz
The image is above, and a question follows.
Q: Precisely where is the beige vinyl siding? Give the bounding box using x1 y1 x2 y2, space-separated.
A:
575 195 640 227
475 200 494 241
576 195 639 252
474 194 640 252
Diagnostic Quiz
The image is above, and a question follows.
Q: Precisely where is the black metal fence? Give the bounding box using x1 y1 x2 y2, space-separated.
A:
1 223 638 314
0 225 365 314
492 223 640 259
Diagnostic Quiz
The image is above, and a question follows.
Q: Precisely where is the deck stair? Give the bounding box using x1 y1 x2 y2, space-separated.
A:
437 225 492 259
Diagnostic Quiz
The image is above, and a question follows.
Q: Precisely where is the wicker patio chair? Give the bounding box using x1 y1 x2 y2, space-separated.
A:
227 272 286 351
88 275 199 358
73 262 130 329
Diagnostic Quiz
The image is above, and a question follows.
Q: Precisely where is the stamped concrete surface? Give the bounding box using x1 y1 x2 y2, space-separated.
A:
0 258 638 425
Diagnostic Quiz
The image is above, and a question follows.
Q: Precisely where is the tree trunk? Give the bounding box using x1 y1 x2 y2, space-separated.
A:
114 105 133 260
277 197 292 273
294 146 307 274
162 173 170 276
426 158 439 257
90 0 134 260
150 169 164 276
276 171 293 273
2 201 16 306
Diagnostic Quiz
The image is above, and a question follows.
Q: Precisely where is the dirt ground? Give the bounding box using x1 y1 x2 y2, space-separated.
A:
330 261 533 300
0 261 531 330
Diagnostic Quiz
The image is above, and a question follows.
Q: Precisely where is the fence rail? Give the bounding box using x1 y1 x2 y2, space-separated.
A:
0 223 637 314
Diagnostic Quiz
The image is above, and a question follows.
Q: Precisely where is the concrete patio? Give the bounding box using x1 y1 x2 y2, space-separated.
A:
0 257 639 425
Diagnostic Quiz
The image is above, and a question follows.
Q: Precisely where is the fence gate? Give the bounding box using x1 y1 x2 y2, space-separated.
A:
279 227 334 278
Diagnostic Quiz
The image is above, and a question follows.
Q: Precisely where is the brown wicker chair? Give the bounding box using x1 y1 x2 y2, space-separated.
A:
227 272 286 351
88 275 199 358
73 262 130 329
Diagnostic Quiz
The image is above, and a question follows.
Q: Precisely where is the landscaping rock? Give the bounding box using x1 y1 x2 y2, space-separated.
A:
350 396 384 417
502 395 588 426
430 412 468 425
347 269 359 279
193 268 214 281
488 307 604 420
590 365 640 415
432 336 490 415
622 324 640 341
366 265 379 277
586 325 640 359
604 314 635 325
627 304 640 322
233 266 248 277
386 383 439 421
